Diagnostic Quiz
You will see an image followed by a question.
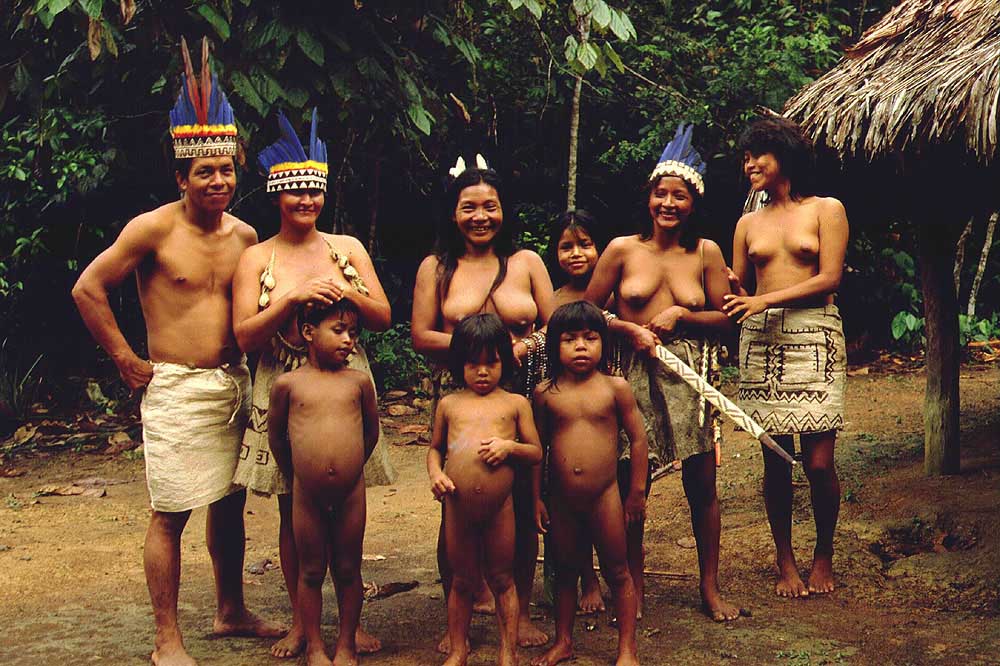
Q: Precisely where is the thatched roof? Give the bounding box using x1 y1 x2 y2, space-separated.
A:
784 0 1000 162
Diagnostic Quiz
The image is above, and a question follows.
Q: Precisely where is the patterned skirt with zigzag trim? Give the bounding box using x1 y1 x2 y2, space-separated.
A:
737 305 846 435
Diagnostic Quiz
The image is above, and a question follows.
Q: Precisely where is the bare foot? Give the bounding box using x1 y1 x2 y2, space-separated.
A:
472 590 496 615
577 582 606 615
306 645 333 666
331 644 358 666
437 634 470 656
615 652 640 666
151 640 197 666
213 610 286 638
807 553 835 594
530 640 573 666
355 625 382 654
701 584 741 622
518 616 549 648
775 565 809 598
442 641 471 666
270 623 305 658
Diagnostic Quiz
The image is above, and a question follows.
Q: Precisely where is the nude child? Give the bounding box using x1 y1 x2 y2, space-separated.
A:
427 314 544 666
268 299 379 666
531 302 648 666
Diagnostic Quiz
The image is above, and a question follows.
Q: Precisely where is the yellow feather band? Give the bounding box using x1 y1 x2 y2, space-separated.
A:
267 160 329 175
170 123 238 138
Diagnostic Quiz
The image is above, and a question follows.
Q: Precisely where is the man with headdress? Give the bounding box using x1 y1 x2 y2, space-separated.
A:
72 38 283 665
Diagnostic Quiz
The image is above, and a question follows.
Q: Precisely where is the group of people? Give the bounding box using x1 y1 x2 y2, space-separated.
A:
71 39 848 666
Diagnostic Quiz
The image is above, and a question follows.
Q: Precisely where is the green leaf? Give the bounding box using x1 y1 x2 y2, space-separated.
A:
407 104 433 135
572 0 594 16
196 3 230 41
47 0 74 15
77 0 103 19
608 8 635 41
36 8 55 29
284 87 309 108
576 41 599 70
603 42 624 73
891 312 908 340
563 35 578 63
229 71 267 116
591 1 611 29
522 0 542 20
296 30 324 66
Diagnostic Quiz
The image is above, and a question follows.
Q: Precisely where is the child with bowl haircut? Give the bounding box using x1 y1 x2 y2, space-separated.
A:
427 313 544 666
268 299 379 666
531 301 648 666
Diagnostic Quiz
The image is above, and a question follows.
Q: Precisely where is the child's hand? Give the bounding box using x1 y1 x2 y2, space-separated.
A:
624 490 647 526
430 471 456 500
478 437 514 466
534 499 549 534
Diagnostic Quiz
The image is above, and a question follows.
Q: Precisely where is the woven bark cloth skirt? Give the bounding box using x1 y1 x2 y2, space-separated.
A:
141 361 251 513
737 305 846 435
232 344 396 496
619 338 717 477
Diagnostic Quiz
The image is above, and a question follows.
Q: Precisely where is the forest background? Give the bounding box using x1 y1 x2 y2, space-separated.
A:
3 0 999 429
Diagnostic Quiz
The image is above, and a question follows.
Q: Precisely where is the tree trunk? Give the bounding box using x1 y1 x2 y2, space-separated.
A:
954 217 972 297
967 212 997 318
565 12 590 211
918 222 961 476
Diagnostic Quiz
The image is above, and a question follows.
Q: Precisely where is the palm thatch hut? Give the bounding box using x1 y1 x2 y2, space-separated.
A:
782 0 1000 475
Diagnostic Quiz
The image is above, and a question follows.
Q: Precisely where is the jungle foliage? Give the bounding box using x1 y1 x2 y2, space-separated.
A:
4 0 998 407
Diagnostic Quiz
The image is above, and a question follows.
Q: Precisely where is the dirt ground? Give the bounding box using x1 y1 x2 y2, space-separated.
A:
2 365 999 666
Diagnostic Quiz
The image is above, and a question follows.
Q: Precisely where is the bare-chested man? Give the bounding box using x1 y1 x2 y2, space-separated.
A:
71 39 282 666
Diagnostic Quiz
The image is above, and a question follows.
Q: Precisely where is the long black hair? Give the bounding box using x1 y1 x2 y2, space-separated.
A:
738 116 815 199
447 313 514 387
435 167 518 305
544 301 609 387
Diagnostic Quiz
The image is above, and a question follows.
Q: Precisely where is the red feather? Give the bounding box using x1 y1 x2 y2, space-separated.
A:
199 38 211 125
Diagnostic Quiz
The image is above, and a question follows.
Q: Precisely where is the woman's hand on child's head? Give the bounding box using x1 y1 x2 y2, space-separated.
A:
534 500 549 534
624 491 647 526
293 276 343 306
722 293 769 324
430 472 456 500
478 437 514 465
646 305 688 338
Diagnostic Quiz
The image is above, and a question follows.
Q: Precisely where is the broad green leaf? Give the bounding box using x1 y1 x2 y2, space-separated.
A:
229 71 267 116
284 87 309 108
47 0 74 15
296 30 324 66
563 35 578 63
891 312 908 340
593 51 607 78
576 41 599 70
522 0 542 20
407 104 433 135
196 4 230 41
572 0 594 17
591 1 611 30
77 0 103 19
36 8 56 29
603 42 624 73
507 0 523 9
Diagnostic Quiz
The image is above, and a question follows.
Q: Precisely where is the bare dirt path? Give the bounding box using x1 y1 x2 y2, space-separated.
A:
2 366 998 665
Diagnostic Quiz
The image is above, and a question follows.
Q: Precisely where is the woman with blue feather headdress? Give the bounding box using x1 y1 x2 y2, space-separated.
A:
585 123 744 623
229 108 394 660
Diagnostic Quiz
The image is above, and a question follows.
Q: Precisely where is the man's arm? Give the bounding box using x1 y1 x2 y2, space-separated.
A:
71 214 165 389
268 375 293 482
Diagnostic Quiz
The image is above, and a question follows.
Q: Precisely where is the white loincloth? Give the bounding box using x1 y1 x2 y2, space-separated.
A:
140 360 251 512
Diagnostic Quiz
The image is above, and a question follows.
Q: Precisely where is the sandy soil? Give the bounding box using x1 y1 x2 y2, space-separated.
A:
1 366 998 666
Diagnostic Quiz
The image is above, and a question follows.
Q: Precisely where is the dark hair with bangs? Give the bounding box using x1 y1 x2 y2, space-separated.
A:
435 167 518 305
447 313 514 387
544 301 609 387
738 116 815 199
298 298 361 338
546 208 606 286
641 176 702 251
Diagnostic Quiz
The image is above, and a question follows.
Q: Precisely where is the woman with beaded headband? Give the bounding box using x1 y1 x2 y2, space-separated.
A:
725 116 848 598
412 154 555 652
230 109 393 659
586 123 742 622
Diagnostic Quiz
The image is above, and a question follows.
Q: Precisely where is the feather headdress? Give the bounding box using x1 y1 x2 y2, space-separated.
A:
169 37 238 159
257 109 328 193
648 124 706 196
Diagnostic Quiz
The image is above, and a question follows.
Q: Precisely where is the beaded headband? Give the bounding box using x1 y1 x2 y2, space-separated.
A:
257 109 328 193
648 124 706 196
169 37 238 159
